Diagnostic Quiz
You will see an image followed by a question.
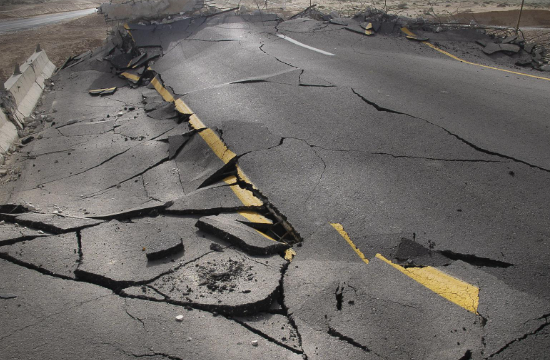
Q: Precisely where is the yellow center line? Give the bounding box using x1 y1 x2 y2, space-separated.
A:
376 254 479 314
331 222 479 313
120 72 140 82
401 27 550 82
330 223 369 264
150 76 285 249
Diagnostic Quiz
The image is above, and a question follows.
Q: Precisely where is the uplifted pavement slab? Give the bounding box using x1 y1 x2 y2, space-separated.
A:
6 212 102 234
235 312 301 352
0 233 79 279
165 184 260 215
173 131 227 194
0 222 47 246
147 247 287 315
197 214 289 256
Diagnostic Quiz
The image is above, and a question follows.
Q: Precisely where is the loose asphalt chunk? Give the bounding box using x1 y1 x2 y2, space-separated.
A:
165 184 260 215
146 237 184 261
0 233 79 279
9 213 102 234
0 222 48 246
147 247 286 315
197 215 289 256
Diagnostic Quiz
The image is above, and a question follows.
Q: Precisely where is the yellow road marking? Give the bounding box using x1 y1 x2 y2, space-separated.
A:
376 254 479 313
175 98 193 115
151 76 175 102
89 87 116 94
223 175 263 207
120 72 140 82
237 210 273 224
285 248 297 261
330 223 369 264
124 23 135 42
150 76 286 247
401 27 550 82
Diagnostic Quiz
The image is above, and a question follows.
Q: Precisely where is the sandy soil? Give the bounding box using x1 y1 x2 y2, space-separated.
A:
0 13 110 84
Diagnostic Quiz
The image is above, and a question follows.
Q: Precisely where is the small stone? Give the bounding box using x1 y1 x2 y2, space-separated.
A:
251 340 258 347
175 315 184 321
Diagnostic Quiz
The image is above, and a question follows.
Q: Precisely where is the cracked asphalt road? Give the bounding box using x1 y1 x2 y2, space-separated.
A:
1 11 550 360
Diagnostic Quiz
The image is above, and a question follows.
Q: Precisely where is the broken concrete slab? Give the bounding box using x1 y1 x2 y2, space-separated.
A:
165 184 260 215
1 258 300 359
146 237 183 261
0 222 47 246
8 212 102 234
235 313 301 352
0 232 79 279
329 18 349 26
147 247 286 315
197 214 289 256
142 161 185 203
285 259 483 359
443 261 550 357
483 42 521 55
76 218 185 288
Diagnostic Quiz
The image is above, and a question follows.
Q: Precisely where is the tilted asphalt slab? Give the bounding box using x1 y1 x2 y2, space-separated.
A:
1 11 550 360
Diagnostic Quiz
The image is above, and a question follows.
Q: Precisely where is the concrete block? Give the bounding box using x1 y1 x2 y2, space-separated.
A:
0 109 18 155
3 50 55 122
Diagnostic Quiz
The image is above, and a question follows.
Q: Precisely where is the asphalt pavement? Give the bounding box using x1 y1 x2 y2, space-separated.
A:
0 8 97 34
1 11 549 360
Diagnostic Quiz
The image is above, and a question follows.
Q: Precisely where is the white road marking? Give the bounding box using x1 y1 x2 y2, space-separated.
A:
276 34 335 56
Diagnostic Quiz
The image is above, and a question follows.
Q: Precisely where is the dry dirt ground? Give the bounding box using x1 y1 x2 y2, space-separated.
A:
0 13 110 84
0 0 102 20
